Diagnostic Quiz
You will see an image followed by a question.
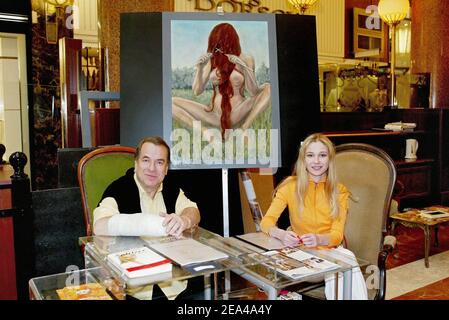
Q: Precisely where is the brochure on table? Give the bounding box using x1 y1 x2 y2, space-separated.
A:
260 247 340 280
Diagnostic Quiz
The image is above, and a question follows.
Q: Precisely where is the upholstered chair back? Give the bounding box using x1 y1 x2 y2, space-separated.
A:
335 143 396 266
77 146 135 236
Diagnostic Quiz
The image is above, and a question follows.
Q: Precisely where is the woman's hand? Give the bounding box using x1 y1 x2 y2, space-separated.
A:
196 52 212 66
299 233 321 248
269 227 300 247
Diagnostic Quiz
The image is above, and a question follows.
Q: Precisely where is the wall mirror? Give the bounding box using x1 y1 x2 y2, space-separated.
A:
319 12 425 112
319 63 390 112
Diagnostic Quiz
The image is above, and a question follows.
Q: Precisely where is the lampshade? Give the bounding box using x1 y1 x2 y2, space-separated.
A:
45 0 74 7
378 0 410 25
288 0 319 14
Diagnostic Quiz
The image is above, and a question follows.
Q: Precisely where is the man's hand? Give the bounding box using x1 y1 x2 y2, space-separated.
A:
160 212 190 238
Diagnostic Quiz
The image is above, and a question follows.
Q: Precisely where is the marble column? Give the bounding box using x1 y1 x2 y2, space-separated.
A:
411 0 449 109
98 0 172 95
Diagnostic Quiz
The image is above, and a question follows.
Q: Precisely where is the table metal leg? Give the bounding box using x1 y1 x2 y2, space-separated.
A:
204 274 211 300
333 271 338 300
225 270 231 292
266 286 278 300
342 269 352 300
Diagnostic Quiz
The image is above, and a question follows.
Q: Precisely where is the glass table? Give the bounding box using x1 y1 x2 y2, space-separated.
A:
78 227 268 300
29 227 367 300
228 237 368 300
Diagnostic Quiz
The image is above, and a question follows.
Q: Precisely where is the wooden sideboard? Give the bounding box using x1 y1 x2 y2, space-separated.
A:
320 109 445 209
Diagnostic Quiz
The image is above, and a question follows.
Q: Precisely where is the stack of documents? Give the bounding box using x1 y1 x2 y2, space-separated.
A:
384 122 417 132
149 238 228 266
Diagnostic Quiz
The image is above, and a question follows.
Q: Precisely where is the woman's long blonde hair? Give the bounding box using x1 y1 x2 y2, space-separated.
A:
293 133 339 218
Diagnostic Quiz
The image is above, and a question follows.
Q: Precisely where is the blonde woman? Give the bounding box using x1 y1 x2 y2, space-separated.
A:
261 133 368 300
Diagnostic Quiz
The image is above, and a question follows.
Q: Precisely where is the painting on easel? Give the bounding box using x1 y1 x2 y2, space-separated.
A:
165 13 280 169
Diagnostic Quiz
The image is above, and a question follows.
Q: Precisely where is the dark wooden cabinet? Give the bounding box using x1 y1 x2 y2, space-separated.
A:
395 160 433 208
320 109 442 208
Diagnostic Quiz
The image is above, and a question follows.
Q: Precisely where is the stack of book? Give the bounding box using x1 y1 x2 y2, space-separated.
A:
107 246 172 279
384 122 416 132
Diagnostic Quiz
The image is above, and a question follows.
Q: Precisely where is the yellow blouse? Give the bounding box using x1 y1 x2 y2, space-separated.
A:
260 176 350 248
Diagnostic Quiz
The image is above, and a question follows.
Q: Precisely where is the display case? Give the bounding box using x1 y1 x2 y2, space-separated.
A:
28 267 125 300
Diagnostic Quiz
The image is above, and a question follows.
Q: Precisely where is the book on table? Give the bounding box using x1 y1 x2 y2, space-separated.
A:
419 209 449 219
260 247 340 280
56 283 113 300
148 238 229 267
107 246 172 279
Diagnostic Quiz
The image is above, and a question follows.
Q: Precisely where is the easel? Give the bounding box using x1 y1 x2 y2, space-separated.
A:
221 169 232 293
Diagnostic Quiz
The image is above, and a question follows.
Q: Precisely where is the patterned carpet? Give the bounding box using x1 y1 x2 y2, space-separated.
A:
386 224 449 300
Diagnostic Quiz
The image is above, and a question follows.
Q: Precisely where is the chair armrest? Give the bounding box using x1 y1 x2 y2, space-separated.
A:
374 235 396 300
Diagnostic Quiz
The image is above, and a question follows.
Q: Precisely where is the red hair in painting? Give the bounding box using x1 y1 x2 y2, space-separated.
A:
207 23 243 138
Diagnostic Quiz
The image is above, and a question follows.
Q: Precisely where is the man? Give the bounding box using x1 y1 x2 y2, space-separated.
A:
93 136 200 237
92 136 201 299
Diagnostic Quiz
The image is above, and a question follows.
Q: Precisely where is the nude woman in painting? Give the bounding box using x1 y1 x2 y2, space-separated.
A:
172 23 271 140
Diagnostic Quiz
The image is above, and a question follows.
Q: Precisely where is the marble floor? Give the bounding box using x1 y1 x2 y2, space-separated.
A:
386 224 449 300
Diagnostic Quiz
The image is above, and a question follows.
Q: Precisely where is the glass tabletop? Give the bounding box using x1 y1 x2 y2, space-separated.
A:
79 227 269 289
229 237 369 290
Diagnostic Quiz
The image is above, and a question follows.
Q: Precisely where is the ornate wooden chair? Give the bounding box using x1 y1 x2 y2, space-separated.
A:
77 146 135 236
335 143 397 300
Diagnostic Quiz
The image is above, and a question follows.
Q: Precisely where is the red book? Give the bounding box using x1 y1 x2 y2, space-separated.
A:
107 247 172 278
